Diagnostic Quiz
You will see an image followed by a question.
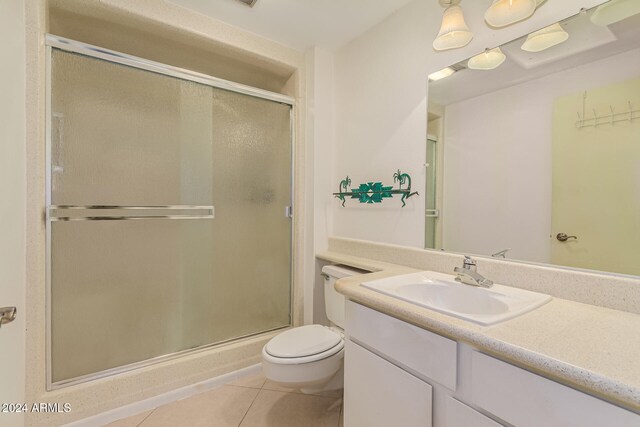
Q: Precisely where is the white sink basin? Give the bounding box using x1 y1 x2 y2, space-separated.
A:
362 271 551 325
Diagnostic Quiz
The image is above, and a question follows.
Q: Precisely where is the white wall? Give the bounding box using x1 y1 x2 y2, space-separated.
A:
443 47 640 263
332 0 431 248
0 1 27 425
328 0 608 249
309 48 336 257
306 47 336 324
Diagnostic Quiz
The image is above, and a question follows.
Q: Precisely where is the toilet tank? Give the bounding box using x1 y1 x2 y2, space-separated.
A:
321 265 363 329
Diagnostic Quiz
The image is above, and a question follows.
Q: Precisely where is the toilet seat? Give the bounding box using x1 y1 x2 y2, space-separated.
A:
261 265 362 393
263 325 344 365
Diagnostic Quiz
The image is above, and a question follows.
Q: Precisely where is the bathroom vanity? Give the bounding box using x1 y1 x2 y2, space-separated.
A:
344 300 638 427
317 242 640 427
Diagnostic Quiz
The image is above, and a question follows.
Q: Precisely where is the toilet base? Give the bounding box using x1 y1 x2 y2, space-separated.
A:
298 366 343 394
262 348 344 394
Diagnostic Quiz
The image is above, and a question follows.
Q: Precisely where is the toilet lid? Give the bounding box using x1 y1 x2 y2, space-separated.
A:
265 325 342 358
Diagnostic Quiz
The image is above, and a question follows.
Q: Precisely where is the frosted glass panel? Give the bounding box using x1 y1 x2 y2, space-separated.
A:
181 89 292 349
425 139 437 249
49 48 292 384
51 50 214 206
51 220 214 382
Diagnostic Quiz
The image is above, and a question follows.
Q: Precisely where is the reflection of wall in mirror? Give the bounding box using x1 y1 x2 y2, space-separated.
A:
331 0 608 249
552 76 640 276
441 46 640 267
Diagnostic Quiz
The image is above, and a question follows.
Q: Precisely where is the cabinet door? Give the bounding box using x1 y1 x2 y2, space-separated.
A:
470 351 639 427
446 397 503 427
346 301 457 390
344 340 432 427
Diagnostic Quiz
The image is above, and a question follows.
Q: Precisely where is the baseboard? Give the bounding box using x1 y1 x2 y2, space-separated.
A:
63 364 262 427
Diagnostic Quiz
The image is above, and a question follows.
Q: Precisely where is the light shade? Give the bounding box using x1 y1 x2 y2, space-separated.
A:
485 0 537 28
590 0 640 26
467 48 506 70
433 5 473 51
521 23 569 52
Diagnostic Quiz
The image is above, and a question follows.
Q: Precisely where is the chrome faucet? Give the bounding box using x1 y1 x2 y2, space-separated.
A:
491 248 511 258
454 256 494 288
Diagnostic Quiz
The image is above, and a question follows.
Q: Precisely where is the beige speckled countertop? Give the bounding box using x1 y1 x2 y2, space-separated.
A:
318 251 640 413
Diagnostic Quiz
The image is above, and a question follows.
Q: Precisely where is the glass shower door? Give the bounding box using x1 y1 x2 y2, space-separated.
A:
182 88 293 350
48 48 292 386
425 138 439 249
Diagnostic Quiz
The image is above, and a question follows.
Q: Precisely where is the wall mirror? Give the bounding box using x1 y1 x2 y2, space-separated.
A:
426 1 640 277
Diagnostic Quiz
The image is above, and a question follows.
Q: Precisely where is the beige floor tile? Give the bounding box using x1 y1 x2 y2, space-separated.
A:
103 409 154 427
239 389 341 427
262 380 343 398
139 385 258 427
311 389 343 399
261 379 298 394
228 372 267 389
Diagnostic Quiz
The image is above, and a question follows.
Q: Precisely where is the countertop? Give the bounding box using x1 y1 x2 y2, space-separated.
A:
318 251 640 413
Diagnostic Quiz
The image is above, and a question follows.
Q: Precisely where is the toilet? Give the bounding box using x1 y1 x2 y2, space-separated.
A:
261 264 361 394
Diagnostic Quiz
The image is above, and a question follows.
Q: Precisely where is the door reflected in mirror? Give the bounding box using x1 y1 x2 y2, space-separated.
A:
427 0 640 277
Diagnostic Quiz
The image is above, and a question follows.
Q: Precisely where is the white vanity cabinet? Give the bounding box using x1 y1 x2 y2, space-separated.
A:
469 352 639 427
344 301 485 427
344 340 433 427
445 397 502 427
343 301 640 427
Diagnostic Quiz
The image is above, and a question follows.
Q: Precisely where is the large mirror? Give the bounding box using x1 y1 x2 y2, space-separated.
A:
426 1 640 277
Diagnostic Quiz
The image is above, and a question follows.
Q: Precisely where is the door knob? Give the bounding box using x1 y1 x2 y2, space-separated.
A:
0 306 17 328
556 233 578 242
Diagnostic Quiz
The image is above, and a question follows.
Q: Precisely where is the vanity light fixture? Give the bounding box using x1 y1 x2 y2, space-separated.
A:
485 0 547 28
467 47 506 70
428 67 456 81
433 0 474 51
590 0 640 26
521 23 569 52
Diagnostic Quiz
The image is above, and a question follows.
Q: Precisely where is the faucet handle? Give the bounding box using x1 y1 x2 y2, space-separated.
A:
491 248 511 258
462 255 476 270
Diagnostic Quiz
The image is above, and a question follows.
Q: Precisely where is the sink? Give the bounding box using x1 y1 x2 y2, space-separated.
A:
362 271 551 325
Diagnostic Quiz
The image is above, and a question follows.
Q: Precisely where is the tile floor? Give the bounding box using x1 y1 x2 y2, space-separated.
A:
105 373 343 427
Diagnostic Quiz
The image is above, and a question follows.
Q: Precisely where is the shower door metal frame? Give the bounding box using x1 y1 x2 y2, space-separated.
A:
45 34 296 390
45 35 295 106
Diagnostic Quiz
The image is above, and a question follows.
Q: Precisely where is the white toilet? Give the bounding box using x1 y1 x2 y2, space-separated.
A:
261 264 361 394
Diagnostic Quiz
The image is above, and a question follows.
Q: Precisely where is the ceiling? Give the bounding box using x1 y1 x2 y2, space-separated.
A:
166 0 416 51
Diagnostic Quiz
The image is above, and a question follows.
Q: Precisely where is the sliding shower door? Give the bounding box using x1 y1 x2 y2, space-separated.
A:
47 43 292 387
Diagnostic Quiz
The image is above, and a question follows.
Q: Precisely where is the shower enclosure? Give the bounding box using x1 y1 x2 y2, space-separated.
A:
45 35 294 388
425 137 438 249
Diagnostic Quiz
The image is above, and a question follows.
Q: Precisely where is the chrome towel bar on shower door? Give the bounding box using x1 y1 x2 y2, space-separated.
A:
47 205 215 221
